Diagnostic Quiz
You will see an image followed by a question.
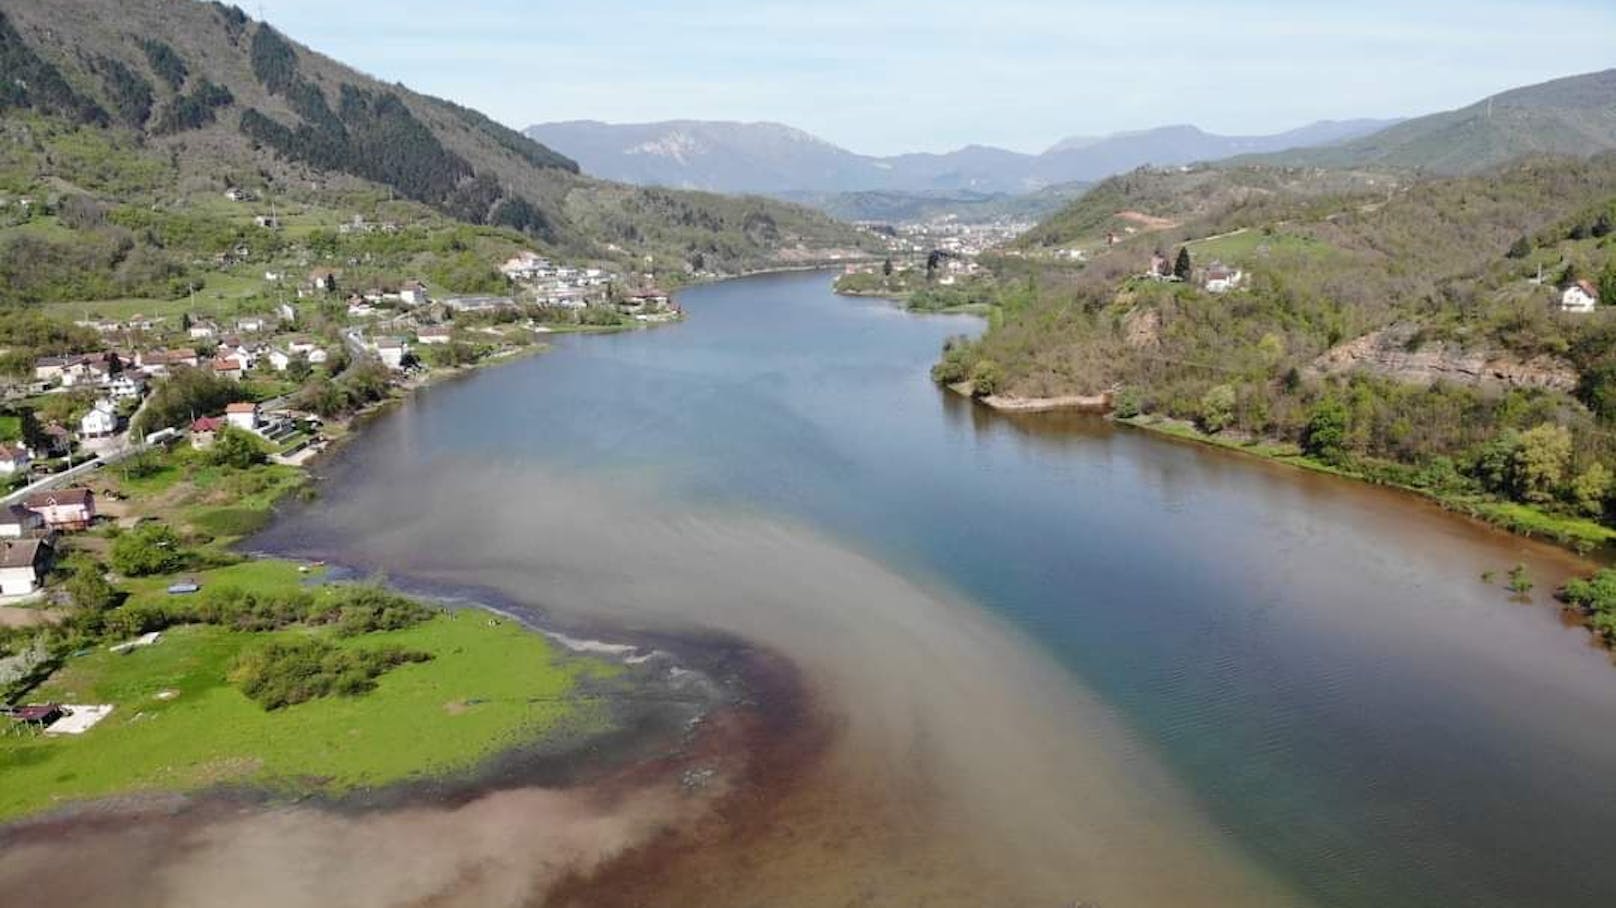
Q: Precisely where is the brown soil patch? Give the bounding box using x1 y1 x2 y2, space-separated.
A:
1115 210 1180 230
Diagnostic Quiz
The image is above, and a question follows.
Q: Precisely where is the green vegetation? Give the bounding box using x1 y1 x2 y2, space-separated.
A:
0 612 608 820
944 154 1616 551
1564 568 1616 644
230 637 430 710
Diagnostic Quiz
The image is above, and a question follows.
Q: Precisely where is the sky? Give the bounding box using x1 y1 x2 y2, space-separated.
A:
261 0 1616 156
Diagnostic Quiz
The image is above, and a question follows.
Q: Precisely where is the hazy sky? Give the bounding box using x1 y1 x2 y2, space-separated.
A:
261 0 1614 156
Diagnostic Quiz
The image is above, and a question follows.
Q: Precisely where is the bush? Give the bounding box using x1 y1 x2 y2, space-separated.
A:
1112 386 1144 419
1199 384 1238 434
969 359 1002 398
208 425 266 470
109 523 186 577
229 638 430 710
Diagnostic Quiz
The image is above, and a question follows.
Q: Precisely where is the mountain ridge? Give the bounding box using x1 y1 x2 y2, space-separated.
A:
524 117 1401 197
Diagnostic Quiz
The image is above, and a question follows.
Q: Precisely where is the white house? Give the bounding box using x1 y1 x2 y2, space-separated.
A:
80 400 118 438
400 281 428 306
374 337 408 370
107 374 146 401
225 402 260 432
1562 279 1600 313
266 349 293 372
189 320 219 340
0 504 43 539
416 326 452 345
0 539 48 597
238 315 269 333
1204 264 1245 294
0 444 29 475
277 301 297 323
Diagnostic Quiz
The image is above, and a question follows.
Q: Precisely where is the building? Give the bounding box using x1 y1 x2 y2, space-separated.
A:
210 358 243 381
1204 263 1245 294
0 444 29 475
374 337 408 370
80 400 118 438
25 488 95 531
254 215 280 229
189 320 219 340
0 505 43 539
1562 279 1600 313
33 355 76 383
400 280 429 306
33 424 70 459
277 301 297 323
416 326 452 345
0 539 49 596
190 416 224 449
309 268 338 293
107 374 146 401
238 315 269 333
225 402 260 432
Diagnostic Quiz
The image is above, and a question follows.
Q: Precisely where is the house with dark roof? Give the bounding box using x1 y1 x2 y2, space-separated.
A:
0 504 43 539
24 488 95 531
0 538 50 596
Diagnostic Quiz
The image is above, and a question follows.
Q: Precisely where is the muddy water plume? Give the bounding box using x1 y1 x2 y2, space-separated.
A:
249 462 1297 907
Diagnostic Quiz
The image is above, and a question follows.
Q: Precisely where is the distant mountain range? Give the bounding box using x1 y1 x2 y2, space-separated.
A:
1242 69 1616 174
524 119 1401 197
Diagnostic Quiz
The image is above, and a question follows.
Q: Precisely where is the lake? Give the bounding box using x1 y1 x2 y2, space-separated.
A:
259 270 1616 907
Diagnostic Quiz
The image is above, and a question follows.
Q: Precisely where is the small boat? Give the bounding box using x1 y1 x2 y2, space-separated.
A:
167 580 201 595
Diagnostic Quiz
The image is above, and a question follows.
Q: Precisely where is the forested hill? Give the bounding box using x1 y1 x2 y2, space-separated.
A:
1237 69 1616 175
0 0 871 270
937 154 1616 548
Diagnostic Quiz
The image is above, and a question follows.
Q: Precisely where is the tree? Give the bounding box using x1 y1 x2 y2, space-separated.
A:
969 359 1002 397
1303 396 1349 463
882 257 894 278
1506 235 1532 259
110 524 186 577
1173 247 1192 281
1570 463 1612 516
285 352 312 382
208 425 266 470
66 562 119 612
1512 423 1571 504
1199 384 1237 433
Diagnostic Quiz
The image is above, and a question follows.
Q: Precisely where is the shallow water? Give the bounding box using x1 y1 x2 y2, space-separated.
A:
145 271 1616 904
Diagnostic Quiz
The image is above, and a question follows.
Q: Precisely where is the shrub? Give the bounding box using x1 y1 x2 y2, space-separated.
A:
1199 384 1238 434
229 638 430 710
109 523 186 577
969 359 1002 398
190 507 271 538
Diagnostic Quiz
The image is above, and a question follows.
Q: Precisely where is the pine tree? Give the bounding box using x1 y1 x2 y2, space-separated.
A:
1173 247 1192 281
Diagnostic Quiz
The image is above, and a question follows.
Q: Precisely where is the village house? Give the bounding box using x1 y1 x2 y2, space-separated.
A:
400 280 429 306
0 538 49 597
237 315 270 333
499 252 552 281
1203 263 1245 294
416 325 453 345
189 416 224 449
25 488 95 531
0 504 44 539
80 400 118 439
33 425 70 459
136 349 199 377
189 320 219 340
443 296 516 313
225 402 260 432
107 373 146 401
224 187 255 202
277 301 297 323
253 214 280 229
32 355 76 383
0 444 29 475
1149 252 1170 279
209 358 243 381
266 348 293 372
1562 279 1600 313
374 337 409 370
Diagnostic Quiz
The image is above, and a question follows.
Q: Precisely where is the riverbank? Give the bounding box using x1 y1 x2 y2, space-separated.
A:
1116 413 1616 554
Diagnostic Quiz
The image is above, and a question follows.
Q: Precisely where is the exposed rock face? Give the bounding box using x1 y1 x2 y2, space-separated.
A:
1310 323 1578 392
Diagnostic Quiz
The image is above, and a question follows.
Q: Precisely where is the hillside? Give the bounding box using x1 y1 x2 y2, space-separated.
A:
936 154 1616 545
0 0 872 274
777 183 1091 225
525 118 1396 197
1243 69 1616 175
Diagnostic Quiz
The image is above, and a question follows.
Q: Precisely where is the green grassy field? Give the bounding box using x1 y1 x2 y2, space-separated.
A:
1185 229 1337 265
0 607 611 821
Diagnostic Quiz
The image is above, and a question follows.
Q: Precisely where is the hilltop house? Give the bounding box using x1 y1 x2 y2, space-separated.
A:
80 400 118 438
1204 263 1245 294
0 504 43 539
1562 279 1600 313
0 538 49 597
0 444 29 475
25 488 95 531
